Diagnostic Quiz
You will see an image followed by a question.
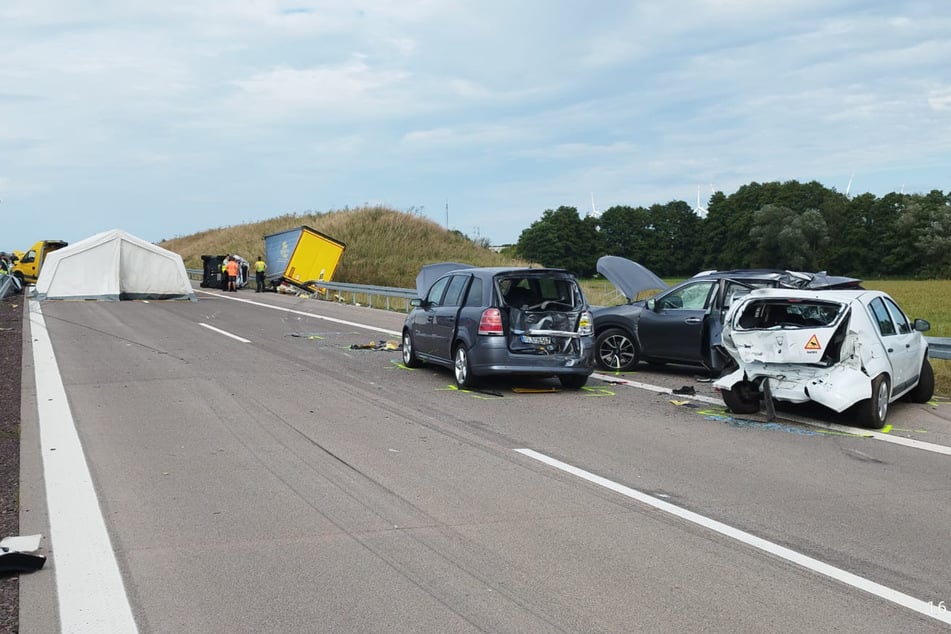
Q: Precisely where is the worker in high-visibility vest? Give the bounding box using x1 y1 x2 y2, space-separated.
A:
254 256 267 292
220 256 230 290
226 256 239 292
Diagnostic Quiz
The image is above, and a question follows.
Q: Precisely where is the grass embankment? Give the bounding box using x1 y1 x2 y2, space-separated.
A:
161 205 949 396
159 206 526 289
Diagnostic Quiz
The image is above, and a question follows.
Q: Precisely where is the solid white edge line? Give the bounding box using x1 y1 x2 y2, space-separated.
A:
198 322 251 343
30 301 139 633
515 447 950 625
590 371 951 456
196 289 401 337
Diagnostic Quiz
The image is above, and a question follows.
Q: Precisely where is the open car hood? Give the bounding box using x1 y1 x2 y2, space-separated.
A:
414 262 473 298
596 256 668 302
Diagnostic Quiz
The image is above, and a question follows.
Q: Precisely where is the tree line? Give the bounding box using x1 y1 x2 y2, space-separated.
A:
512 180 951 279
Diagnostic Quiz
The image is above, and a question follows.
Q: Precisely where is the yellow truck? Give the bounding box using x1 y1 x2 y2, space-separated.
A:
11 240 69 285
264 226 346 291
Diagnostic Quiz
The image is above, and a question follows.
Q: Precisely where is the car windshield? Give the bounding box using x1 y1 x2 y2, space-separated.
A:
734 299 845 330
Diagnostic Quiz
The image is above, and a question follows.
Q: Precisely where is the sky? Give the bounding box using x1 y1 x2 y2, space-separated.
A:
2 1 950 251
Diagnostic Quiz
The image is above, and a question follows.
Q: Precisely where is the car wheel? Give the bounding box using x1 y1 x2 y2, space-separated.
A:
855 373 890 428
558 374 588 390
401 329 422 368
595 328 639 371
721 380 760 415
905 358 934 403
453 344 478 389
13 271 24 286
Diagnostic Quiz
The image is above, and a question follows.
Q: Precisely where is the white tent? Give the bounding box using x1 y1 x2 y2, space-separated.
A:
35 229 196 301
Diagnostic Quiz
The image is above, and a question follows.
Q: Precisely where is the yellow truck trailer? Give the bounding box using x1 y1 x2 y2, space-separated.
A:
264 226 346 291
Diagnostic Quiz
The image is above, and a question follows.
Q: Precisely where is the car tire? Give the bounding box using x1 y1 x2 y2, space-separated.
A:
453 343 478 389
401 329 422 368
558 374 589 390
721 380 760 415
595 327 639 371
855 373 890 428
905 358 934 403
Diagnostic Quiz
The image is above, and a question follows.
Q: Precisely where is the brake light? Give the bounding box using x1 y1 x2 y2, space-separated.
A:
578 310 593 336
478 308 504 335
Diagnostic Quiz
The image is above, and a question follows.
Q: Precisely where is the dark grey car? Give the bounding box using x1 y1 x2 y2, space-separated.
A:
402 264 595 389
591 256 862 373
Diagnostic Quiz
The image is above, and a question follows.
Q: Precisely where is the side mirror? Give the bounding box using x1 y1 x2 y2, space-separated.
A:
410 298 423 308
646 298 655 311
913 318 931 333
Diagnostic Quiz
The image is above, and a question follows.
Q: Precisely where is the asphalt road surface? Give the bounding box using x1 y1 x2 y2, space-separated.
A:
18 288 951 632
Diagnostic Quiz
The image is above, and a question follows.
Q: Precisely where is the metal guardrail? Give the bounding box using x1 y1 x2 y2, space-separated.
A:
187 269 951 356
929 337 951 360
187 269 416 312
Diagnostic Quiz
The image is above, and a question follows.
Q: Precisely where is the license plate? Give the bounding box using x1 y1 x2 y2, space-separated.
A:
521 335 551 345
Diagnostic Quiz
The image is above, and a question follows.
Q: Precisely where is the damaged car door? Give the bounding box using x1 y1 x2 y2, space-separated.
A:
638 280 716 364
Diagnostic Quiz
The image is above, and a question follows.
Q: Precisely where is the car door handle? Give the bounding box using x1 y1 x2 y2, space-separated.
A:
684 317 702 324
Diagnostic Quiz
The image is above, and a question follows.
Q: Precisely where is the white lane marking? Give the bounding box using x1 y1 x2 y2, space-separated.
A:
196 289 401 337
592 371 951 456
198 322 251 343
592 371 722 405
30 301 139 633
515 448 951 625
197 293 951 456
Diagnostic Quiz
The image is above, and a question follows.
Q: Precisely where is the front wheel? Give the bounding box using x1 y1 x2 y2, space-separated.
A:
721 380 760 414
401 329 422 368
595 327 639 371
855 373 890 428
453 344 478 389
558 374 589 390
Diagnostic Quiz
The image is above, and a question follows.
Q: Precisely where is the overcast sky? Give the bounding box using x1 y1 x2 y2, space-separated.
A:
2 0 949 251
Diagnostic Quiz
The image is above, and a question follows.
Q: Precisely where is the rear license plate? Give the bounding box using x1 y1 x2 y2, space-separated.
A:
521 335 551 345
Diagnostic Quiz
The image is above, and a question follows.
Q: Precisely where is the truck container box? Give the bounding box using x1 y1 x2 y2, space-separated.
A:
264 226 346 291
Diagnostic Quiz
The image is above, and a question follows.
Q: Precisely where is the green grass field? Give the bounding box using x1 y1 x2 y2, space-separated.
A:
581 278 950 397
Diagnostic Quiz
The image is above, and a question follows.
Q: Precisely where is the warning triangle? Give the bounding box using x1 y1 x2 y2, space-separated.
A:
804 334 821 350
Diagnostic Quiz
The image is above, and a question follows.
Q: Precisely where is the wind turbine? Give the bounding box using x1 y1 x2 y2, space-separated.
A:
845 172 854 200
589 192 601 218
694 185 708 216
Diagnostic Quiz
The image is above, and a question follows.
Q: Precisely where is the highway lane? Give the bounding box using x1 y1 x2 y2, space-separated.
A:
19 288 951 632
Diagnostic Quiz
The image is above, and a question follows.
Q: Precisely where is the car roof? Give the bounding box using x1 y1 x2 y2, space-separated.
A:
415 262 575 297
740 287 884 302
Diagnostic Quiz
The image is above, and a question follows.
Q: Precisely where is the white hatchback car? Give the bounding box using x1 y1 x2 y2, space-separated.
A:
714 288 934 428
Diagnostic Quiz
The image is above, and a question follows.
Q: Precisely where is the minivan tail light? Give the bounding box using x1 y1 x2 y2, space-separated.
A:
478 308 504 335
578 310 593 336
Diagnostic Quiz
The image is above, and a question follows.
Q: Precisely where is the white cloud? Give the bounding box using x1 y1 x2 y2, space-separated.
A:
1 0 949 248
